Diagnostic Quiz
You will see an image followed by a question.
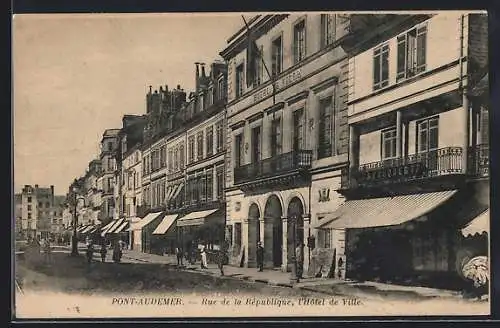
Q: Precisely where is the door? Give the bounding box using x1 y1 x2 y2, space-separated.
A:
272 217 283 267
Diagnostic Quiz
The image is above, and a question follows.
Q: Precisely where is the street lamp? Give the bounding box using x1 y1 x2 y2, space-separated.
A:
289 214 299 283
70 187 80 256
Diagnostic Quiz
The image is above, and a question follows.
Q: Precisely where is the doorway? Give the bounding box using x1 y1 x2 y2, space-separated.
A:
264 195 283 268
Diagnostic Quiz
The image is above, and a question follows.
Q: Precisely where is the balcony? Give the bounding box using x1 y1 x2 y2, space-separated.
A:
467 144 489 178
342 147 464 190
234 150 312 191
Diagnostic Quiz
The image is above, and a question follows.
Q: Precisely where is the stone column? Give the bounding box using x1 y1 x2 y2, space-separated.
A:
281 217 288 272
242 219 250 267
396 110 402 158
303 215 311 276
259 218 265 244
462 91 470 173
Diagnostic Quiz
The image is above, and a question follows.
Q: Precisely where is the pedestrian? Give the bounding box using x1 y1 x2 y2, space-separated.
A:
256 241 264 272
217 248 227 276
43 238 52 264
86 243 94 265
175 246 184 267
295 242 304 281
100 243 107 263
112 242 122 263
200 245 208 269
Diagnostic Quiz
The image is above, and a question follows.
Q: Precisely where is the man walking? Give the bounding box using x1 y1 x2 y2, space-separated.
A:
217 248 227 276
175 246 184 267
256 241 264 272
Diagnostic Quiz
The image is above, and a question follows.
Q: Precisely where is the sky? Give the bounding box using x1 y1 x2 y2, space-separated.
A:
13 13 247 195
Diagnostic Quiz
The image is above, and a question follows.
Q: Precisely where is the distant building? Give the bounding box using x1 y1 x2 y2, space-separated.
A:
21 184 56 240
14 194 22 238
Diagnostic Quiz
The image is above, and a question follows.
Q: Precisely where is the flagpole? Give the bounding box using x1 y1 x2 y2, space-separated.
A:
241 15 276 106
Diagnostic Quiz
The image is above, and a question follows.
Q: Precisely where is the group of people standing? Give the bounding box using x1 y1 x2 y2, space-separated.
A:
255 241 305 281
173 243 229 276
86 239 126 265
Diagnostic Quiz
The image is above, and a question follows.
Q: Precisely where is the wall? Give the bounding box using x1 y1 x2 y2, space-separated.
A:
348 13 467 121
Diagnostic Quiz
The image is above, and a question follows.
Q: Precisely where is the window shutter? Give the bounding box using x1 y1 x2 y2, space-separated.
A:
397 35 407 81
373 49 381 88
416 25 427 73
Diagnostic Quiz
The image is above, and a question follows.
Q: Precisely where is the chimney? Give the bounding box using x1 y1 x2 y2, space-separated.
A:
195 62 200 93
35 184 38 189
149 86 152 94
201 63 207 79
177 85 181 90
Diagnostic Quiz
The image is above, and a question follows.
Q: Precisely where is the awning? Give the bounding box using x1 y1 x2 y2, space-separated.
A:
80 225 95 234
317 190 457 229
461 209 489 237
106 218 127 234
110 220 130 234
101 219 122 237
165 185 176 203
177 209 221 227
152 214 178 235
101 220 115 233
170 183 184 203
127 211 163 231
77 225 89 233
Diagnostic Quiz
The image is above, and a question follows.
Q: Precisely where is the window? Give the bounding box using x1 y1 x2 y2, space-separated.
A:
234 223 242 248
251 126 261 163
235 64 244 98
271 36 282 77
381 128 397 159
28 205 32 211
107 142 113 151
179 144 185 169
373 44 389 90
168 149 174 172
216 121 224 153
417 117 439 153
28 213 32 219
234 134 244 167
270 118 282 156
417 117 439 171
206 126 214 156
293 20 306 64
206 168 213 201
38 201 42 207
216 166 224 199
254 46 263 86
197 131 204 161
174 147 179 171
321 14 336 47
293 109 305 151
318 96 333 159
217 78 225 101
27 196 32 203
188 136 195 164
397 24 427 81
200 174 207 202
160 145 166 168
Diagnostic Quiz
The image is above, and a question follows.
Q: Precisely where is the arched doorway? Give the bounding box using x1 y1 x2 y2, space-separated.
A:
264 195 283 268
287 197 305 270
247 203 261 267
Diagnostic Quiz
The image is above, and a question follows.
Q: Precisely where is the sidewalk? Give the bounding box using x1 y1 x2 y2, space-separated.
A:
120 249 465 301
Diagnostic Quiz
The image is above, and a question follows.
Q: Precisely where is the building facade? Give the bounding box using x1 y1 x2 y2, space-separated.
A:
313 13 489 289
20 184 55 240
98 129 120 225
221 14 351 273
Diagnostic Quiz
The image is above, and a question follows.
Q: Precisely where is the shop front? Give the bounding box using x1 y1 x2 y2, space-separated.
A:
315 189 475 289
151 214 179 255
176 207 226 262
127 211 165 253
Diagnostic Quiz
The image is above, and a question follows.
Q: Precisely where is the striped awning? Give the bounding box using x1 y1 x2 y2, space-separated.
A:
317 190 457 229
169 183 184 203
462 209 489 237
177 209 221 227
127 212 163 231
80 225 95 234
77 225 90 233
108 219 129 234
152 214 178 234
101 219 122 237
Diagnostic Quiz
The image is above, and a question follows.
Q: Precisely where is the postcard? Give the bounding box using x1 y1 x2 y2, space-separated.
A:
13 11 490 319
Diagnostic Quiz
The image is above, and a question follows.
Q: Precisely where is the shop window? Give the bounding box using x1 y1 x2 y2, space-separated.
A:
397 24 427 82
373 43 389 90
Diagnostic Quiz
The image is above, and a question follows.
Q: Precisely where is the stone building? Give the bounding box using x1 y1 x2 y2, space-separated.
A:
314 13 489 289
220 14 350 273
20 184 55 240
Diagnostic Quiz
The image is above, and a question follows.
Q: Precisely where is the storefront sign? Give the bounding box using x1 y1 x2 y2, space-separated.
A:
318 188 330 203
253 69 302 104
358 162 426 185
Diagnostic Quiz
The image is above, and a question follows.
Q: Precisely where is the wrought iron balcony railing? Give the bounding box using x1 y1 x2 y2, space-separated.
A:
345 147 464 188
234 150 312 185
467 144 489 178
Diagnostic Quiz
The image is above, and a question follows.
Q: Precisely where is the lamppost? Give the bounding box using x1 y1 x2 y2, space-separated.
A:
289 214 299 283
71 187 80 256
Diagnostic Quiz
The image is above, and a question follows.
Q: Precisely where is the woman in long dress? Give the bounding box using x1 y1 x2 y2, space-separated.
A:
200 245 208 269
